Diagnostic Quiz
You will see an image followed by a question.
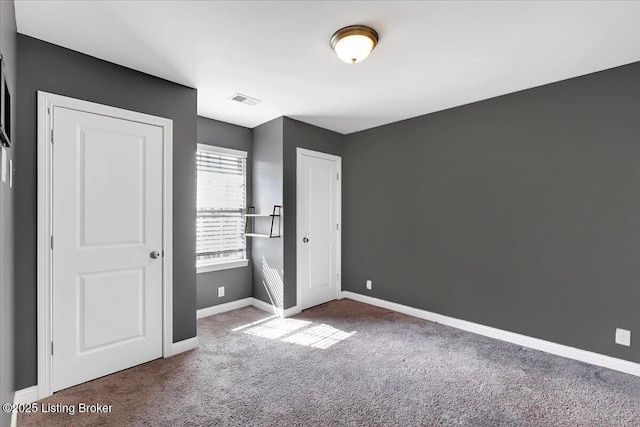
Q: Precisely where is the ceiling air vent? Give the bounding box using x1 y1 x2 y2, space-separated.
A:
229 93 262 106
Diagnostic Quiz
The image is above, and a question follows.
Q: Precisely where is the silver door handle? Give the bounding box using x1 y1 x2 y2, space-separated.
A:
303 237 309 243
150 251 160 259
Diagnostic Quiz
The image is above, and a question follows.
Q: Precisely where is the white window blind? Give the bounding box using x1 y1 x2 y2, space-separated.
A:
196 145 246 265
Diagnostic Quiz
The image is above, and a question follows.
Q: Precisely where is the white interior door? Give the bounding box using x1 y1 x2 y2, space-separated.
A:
52 106 164 392
298 149 340 310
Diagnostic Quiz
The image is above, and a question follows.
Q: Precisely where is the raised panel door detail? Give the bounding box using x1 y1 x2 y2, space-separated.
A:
79 128 145 247
79 268 145 352
307 164 333 291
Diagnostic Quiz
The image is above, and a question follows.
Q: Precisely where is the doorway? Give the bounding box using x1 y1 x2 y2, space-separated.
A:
296 148 341 310
37 92 173 396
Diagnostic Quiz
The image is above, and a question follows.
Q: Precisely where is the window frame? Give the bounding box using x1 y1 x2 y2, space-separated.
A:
196 143 249 273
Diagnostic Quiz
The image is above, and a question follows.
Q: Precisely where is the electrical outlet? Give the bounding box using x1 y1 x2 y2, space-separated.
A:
366 280 372 290
218 286 225 298
615 328 631 346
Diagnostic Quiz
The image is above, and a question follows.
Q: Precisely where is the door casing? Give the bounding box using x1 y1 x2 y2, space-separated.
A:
37 91 173 399
296 147 342 311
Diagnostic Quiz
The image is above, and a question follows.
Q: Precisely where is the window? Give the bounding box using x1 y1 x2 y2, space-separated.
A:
196 144 248 272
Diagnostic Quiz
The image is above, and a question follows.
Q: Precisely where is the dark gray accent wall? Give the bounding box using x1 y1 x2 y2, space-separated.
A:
282 118 344 309
15 35 198 389
343 62 640 364
0 1 16 424
251 118 284 307
196 116 253 309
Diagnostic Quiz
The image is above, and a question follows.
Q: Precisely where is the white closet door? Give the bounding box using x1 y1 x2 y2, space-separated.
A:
299 151 339 310
52 106 163 392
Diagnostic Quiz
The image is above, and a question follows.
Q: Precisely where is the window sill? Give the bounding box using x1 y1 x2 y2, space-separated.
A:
197 259 249 274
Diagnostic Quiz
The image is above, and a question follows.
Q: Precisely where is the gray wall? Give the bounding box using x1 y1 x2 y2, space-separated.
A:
251 118 284 307
282 118 344 309
0 1 16 425
15 35 198 389
196 116 253 309
343 62 640 364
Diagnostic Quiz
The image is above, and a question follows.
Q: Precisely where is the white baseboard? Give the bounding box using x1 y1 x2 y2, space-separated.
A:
13 386 38 404
250 297 275 314
283 306 301 317
340 291 640 378
11 386 39 427
249 298 299 318
169 336 199 356
197 298 253 319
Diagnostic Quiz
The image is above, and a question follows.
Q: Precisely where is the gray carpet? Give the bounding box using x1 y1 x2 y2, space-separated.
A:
19 299 640 426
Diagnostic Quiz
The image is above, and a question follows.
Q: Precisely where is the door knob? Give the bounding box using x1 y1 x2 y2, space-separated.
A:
303 237 309 243
150 251 160 259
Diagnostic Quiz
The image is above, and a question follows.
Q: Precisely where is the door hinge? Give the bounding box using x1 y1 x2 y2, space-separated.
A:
337 173 339 180
47 107 51 115
51 342 54 356
337 223 339 230
50 236 54 250
50 129 54 144
337 273 340 281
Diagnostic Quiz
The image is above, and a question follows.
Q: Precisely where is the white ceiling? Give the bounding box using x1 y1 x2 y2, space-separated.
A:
15 1 640 134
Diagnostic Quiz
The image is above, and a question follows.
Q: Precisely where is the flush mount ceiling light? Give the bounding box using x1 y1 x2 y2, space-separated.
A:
330 25 379 64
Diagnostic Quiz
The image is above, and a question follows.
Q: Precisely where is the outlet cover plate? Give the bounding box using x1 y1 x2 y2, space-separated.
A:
615 328 631 346
218 286 225 298
366 280 372 290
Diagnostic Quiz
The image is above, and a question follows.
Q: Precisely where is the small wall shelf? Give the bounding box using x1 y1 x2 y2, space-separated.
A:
245 205 282 238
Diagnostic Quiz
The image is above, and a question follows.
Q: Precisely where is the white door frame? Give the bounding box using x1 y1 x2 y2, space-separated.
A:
37 91 173 399
296 148 342 311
